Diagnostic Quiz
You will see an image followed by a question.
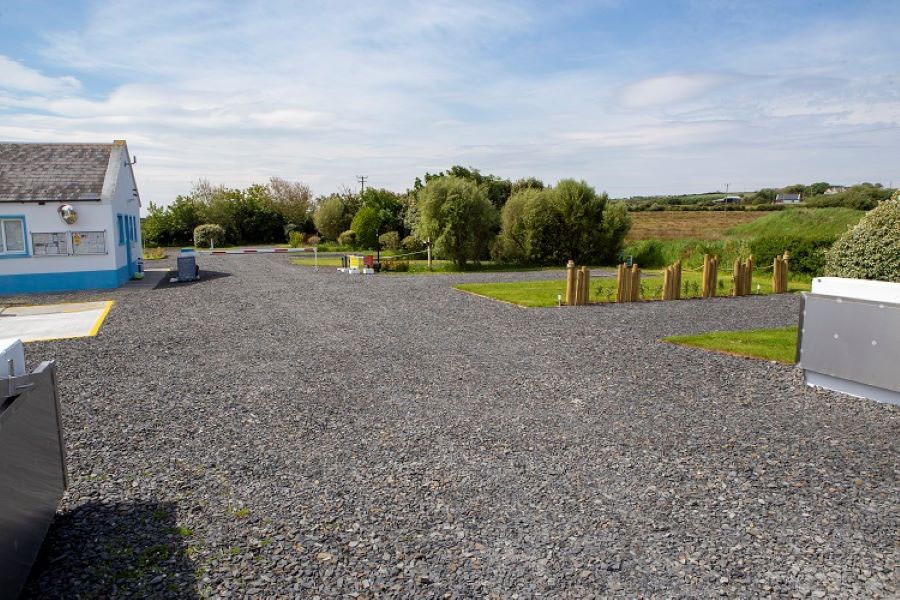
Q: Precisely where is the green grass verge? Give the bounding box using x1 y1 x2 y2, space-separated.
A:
292 256 557 274
726 207 864 238
454 271 810 307
664 326 798 363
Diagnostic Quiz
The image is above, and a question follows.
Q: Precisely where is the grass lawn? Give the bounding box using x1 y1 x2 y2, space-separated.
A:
664 326 798 363
454 270 811 307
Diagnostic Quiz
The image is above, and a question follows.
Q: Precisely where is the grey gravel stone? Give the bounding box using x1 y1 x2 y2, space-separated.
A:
12 255 898 598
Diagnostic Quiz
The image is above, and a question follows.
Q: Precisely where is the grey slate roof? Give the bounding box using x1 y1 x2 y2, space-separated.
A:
0 143 113 202
775 193 802 201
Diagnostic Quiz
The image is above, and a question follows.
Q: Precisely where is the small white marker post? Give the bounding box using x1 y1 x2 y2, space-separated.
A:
314 247 318 271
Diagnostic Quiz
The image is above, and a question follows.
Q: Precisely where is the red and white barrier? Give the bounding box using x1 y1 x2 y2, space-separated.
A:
198 247 317 255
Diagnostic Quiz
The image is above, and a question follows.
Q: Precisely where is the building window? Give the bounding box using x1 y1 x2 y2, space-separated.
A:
1 217 27 255
117 215 125 245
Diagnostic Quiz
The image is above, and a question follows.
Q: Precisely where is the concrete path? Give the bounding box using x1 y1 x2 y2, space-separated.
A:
0 300 112 342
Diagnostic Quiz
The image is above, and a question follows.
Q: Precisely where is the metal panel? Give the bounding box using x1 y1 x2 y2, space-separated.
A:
799 293 900 393
0 361 68 597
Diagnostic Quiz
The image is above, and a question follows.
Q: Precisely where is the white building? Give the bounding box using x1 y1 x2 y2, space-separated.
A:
0 140 143 294
774 192 802 204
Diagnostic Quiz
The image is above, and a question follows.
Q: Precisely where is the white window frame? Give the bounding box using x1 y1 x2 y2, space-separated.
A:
0 217 27 255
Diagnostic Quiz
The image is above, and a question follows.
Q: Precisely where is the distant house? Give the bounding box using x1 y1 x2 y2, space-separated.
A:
0 140 143 294
774 193 802 204
713 195 742 204
824 186 848 195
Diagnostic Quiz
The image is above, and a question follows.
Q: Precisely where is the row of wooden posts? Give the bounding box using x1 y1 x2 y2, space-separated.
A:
564 261 591 305
564 251 790 305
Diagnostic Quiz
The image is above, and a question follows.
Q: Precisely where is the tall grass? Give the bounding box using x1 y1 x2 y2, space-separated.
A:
726 208 864 238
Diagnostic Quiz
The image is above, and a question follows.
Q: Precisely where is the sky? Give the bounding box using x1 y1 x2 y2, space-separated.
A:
1 0 898 208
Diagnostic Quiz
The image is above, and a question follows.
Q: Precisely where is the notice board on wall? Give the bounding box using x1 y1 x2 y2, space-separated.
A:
71 231 107 255
31 232 69 256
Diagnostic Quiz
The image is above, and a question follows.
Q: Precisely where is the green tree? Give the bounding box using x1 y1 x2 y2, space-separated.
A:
141 201 174 246
166 195 207 245
351 205 381 249
494 182 629 265
360 188 403 234
512 177 545 195
313 194 352 240
418 177 498 267
267 177 313 230
205 185 284 245
554 179 609 264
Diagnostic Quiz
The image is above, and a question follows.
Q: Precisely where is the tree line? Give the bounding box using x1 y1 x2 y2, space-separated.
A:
142 167 632 267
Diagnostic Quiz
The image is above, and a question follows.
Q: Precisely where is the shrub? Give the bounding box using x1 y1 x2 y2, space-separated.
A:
418 176 498 267
378 231 400 251
750 235 834 276
314 195 352 240
401 235 423 253
351 205 381 249
288 231 307 247
625 239 667 268
381 259 409 272
825 199 900 282
193 223 226 248
307 235 320 246
494 181 630 265
337 230 357 247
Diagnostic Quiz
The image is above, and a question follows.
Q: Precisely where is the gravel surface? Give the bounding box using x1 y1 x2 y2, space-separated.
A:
15 255 897 598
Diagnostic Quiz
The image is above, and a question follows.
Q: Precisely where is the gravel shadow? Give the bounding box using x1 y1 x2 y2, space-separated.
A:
153 269 232 290
23 500 198 598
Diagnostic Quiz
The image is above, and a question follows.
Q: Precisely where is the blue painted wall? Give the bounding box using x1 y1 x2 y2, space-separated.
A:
0 265 130 294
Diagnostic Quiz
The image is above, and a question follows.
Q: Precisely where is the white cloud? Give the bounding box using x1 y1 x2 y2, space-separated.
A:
617 73 738 108
0 55 81 94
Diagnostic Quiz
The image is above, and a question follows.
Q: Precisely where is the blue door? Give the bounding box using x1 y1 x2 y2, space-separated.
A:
125 215 135 278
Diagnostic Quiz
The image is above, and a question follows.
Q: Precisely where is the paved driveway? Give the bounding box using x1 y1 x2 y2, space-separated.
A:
21 255 897 598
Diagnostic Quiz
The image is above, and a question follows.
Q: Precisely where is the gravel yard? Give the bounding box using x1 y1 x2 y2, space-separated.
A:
19 255 897 598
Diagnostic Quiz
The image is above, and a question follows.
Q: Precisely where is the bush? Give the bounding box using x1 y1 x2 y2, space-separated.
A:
378 231 400 251
401 235 423 253
288 231 307 247
825 199 900 282
337 230 356 247
193 223 226 248
750 235 834 276
418 176 498 267
351 206 381 249
314 195 352 240
625 239 667 268
307 235 320 246
381 259 409 272
494 181 630 265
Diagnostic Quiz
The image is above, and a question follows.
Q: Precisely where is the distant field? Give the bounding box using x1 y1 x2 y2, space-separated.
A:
626 211 765 241
726 207 864 238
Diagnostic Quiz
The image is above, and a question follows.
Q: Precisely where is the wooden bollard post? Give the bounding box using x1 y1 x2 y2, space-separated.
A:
781 251 789 294
674 260 682 299
663 266 671 300
732 258 741 297
575 269 585 306
631 264 641 301
581 266 590 305
566 260 576 305
772 256 780 294
702 255 711 298
745 256 753 295
621 263 630 302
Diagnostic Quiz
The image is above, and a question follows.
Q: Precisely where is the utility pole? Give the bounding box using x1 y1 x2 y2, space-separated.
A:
725 183 730 194
356 175 368 194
